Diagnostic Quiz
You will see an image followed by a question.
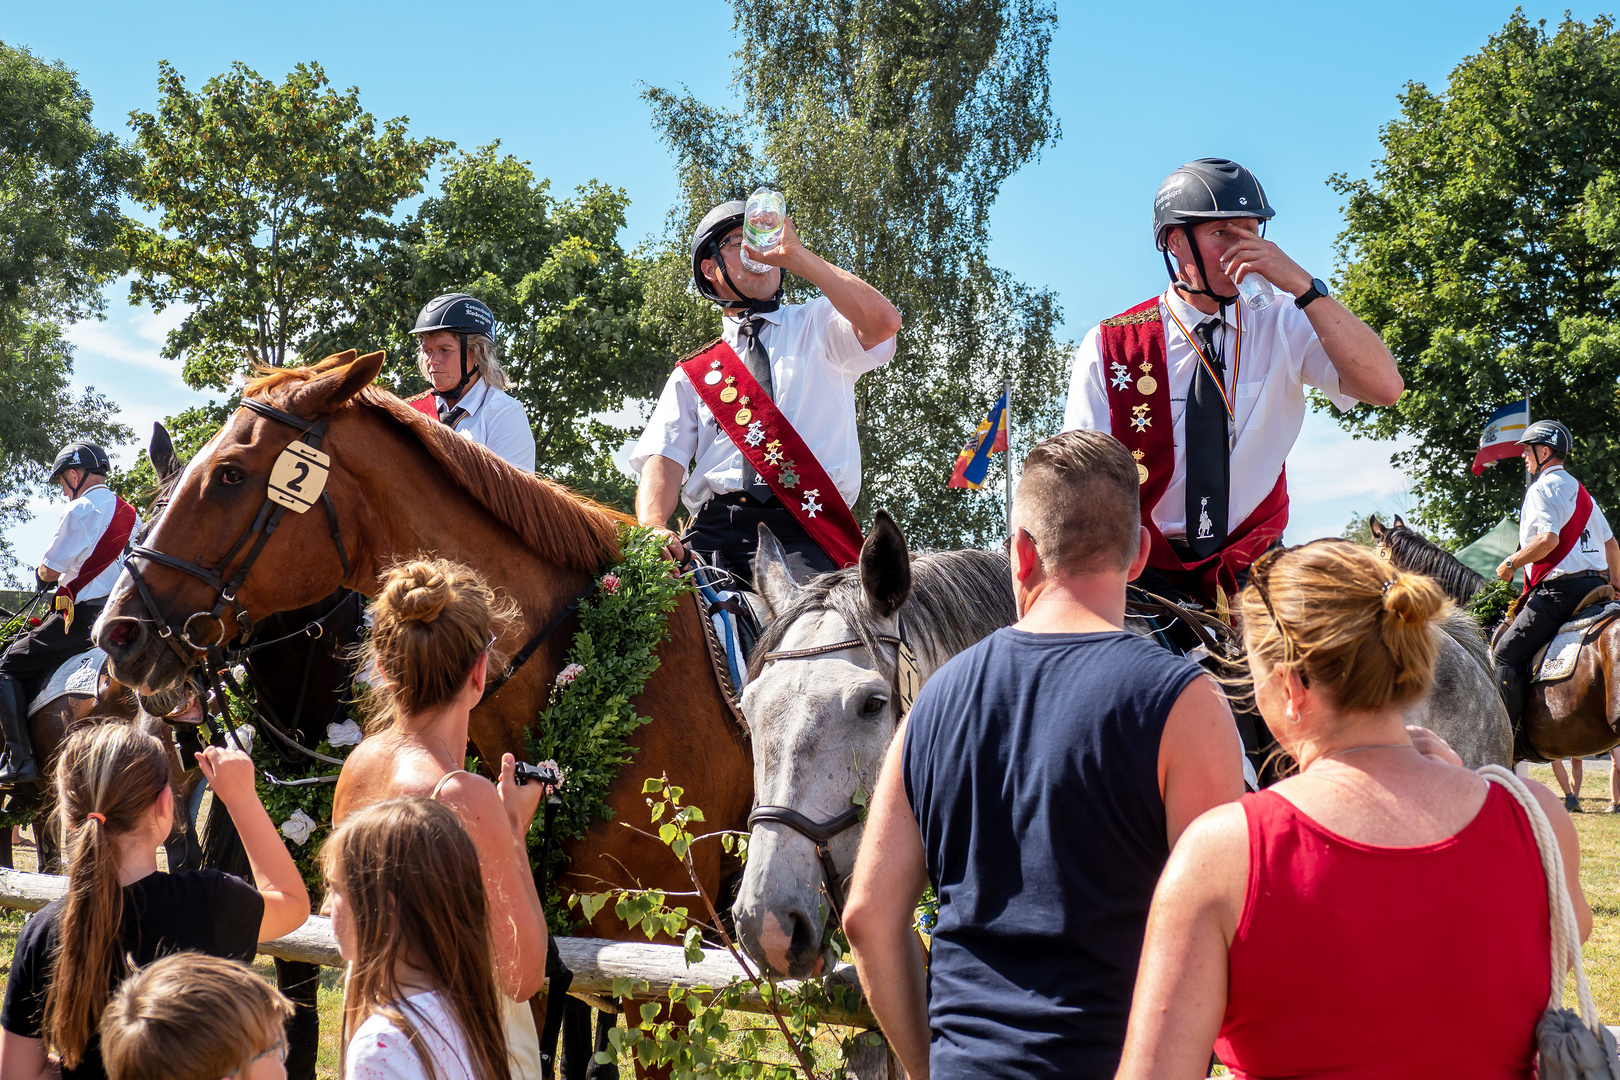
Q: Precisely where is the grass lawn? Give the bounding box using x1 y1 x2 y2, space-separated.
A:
0 766 1612 1079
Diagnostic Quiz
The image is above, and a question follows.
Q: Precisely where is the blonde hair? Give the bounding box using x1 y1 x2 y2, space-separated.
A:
360 557 514 723
324 797 511 1080
46 725 172 1068
416 333 511 391
1240 539 1451 714
100 953 291 1080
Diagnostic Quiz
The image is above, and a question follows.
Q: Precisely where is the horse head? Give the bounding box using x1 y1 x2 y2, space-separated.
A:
96 350 385 693
733 512 1015 977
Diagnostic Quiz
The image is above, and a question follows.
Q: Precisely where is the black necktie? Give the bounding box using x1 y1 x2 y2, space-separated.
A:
436 396 468 429
1184 317 1230 560
735 317 775 501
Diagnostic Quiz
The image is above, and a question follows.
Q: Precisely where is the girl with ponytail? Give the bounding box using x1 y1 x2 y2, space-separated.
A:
1118 540 1591 1079
0 725 309 1079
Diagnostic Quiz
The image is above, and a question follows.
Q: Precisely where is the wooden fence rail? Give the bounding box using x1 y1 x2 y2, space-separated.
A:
0 868 878 1028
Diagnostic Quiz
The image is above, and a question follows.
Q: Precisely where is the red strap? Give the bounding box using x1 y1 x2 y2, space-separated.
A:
1144 470 1289 606
56 496 137 603
1524 482 1594 594
680 339 864 568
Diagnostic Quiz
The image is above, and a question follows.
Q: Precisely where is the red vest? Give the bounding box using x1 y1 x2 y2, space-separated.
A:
1098 298 1289 607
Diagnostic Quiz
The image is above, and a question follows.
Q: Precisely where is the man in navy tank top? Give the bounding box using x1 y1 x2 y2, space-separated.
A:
844 429 1247 1080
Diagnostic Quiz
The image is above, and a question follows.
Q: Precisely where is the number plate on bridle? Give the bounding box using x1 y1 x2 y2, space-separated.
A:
267 441 331 513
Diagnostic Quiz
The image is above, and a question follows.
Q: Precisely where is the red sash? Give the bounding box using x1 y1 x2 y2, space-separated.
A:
53 495 137 629
407 391 437 420
1524 481 1594 594
1099 298 1289 606
679 339 864 568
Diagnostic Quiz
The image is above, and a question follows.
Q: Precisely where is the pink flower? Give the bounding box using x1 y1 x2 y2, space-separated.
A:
600 572 621 595
556 663 585 688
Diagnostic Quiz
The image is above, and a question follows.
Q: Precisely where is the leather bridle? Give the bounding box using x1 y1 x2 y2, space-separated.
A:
748 619 920 916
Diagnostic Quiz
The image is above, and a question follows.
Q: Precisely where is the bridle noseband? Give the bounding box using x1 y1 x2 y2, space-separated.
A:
747 620 920 916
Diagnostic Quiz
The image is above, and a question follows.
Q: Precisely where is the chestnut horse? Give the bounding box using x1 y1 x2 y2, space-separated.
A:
1371 513 1620 761
93 351 752 978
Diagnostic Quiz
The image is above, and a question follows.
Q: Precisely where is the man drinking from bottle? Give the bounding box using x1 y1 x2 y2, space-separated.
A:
1062 158 1403 612
630 198 902 588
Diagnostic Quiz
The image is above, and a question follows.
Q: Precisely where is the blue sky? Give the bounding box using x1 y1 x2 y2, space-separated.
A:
5 0 1605 557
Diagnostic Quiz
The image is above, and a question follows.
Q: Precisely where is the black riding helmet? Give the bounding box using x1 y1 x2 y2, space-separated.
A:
49 442 110 497
411 292 496 402
1154 158 1275 306
690 200 781 315
1518 419 1573 466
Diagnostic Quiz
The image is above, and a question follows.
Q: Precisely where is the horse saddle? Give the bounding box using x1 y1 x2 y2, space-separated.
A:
1532 587 1620 684
26 648 107 717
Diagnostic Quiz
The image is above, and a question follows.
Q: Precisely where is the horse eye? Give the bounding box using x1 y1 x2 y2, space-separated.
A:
860 693 888 717
219 466 246 486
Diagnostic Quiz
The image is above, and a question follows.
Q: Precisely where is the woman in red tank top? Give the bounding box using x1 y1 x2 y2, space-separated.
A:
1114 540 1591 1080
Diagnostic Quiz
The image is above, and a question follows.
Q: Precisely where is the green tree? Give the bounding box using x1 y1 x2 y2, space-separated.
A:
322 144 668 507
0 42 134 578
643 0 1066 548
124 60 450 389
1333 12 1620 543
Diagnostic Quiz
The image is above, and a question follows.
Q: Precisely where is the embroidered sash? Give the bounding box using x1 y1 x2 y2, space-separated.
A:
1099 298 1289 605
54 495 137 629
679 339 864 568
1524 481 1594 594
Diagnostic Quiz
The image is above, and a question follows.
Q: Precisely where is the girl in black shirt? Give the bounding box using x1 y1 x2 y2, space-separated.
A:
0 724 310 1080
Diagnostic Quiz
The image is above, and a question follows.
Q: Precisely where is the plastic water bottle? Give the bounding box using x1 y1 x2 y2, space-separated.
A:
742 187 785 273
1237 273 1275 311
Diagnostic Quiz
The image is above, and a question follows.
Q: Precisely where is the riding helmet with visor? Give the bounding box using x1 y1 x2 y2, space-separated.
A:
1154 158 1275 305
48 442 110 496
689 199 780 315
1518 420 1573 460
411 293 496 400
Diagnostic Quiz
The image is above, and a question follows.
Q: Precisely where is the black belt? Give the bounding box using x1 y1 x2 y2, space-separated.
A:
706 491 783 509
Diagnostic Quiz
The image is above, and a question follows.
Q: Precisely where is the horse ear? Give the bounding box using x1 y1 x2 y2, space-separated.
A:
149 422 180 482
1368 515 1385 541
1392 514 1407 529
753 525 801 617
284 350 386 417
860 509 911 618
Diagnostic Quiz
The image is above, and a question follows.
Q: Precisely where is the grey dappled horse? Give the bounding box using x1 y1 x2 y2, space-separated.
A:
734 519 1512 978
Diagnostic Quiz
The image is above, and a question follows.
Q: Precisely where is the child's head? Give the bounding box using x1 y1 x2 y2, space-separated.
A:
323 797 510 1080
99 953 291 1080
47 723 174 1067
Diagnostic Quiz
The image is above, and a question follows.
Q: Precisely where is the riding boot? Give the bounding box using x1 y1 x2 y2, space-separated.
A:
1494 661 1528 732
0 676 37 785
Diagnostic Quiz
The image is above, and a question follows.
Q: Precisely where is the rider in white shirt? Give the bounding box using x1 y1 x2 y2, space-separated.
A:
1491 420 1620 733
407 293 537 472
0 443 140 783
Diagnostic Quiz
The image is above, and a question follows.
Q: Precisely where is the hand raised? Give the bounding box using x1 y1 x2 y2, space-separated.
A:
1218 235 1311 296
195 745 260 808
497 752 545 836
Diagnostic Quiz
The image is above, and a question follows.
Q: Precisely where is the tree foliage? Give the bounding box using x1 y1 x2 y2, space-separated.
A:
1333 12 1620 542
643 0 1065 548
327 145 667 507
0 42 133 579
124 61 450 388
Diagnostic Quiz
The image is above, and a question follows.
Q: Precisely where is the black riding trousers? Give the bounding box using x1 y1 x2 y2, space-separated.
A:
1493 573 1602 673
0 601 104 698
683 493 837 592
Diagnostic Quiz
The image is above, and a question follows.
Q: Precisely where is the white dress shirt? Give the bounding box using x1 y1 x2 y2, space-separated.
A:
1521 466 1613 578
1063 286 1357 538
630 296 896 512
41 484 139 603
432 379 536 472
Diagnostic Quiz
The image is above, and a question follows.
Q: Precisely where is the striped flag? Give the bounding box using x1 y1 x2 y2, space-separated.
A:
948 391 1009 489
1470 399 1530 475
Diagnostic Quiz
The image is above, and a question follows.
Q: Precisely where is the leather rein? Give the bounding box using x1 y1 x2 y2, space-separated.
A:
748 619 920 915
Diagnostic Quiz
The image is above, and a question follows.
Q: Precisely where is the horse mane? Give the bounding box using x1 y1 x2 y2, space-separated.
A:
748 548 1017 679
1379 523 1487 606
245 365 623 572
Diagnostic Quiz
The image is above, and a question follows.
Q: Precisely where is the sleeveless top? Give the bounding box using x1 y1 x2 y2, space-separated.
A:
901 627 1203 1080
1215 785 1551 1079
429 769 543 1080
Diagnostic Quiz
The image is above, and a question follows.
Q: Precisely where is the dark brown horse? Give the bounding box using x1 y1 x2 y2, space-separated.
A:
1371 513 1620 761
93 351 752 1039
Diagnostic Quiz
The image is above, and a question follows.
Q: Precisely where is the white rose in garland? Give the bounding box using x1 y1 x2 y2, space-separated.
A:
326 719 363 747
279 808 317 846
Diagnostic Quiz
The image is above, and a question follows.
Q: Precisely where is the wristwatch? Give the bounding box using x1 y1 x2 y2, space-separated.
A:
1295 277 1330 310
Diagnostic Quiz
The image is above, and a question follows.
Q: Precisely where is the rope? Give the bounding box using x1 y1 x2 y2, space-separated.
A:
1477 765 1602 1025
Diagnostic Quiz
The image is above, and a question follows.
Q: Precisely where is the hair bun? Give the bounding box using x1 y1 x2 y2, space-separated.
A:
1382 571 1443 626
381 562 452 624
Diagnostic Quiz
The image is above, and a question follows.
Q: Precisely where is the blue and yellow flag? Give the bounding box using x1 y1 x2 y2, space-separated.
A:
949 391 1009 489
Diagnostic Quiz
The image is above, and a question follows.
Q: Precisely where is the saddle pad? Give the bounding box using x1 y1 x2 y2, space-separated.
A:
1533 601 1620 684
691 560 753 698
27 648 108 716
